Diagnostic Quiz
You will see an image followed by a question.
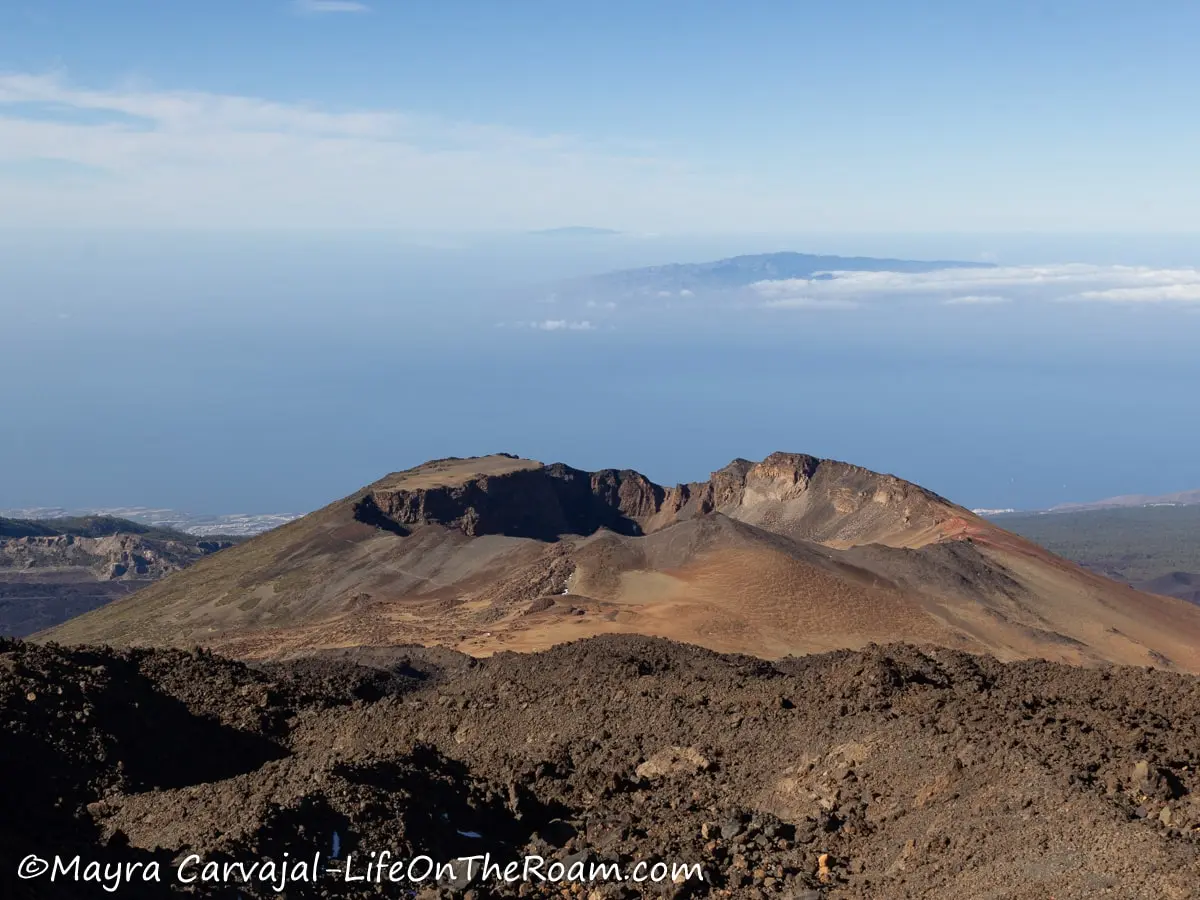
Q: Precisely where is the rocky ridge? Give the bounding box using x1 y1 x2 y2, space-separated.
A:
355 453 963 547
0 532 231 581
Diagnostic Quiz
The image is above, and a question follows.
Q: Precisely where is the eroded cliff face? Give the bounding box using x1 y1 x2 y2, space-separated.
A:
0 533 231 580
356 464 666 539
353 452 968 546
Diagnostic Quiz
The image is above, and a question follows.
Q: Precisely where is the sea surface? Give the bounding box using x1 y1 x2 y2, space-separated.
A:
3 231 1198 514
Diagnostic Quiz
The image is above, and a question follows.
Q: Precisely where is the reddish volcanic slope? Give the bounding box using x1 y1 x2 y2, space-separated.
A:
40 453 1200 672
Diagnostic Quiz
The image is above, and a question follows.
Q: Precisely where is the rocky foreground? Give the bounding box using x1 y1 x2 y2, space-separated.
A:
2 635 1199 899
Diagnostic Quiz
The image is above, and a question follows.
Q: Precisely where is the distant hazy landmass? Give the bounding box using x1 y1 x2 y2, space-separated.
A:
528 226 622 237
1 507 299 537
577 251 992 294
1049 489 1200 512
974 484 1200 519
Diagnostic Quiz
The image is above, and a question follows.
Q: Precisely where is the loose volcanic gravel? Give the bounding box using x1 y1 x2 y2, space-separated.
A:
2 634 1199 898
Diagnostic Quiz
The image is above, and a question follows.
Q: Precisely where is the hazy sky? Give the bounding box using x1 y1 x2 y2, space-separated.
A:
2 3 1199 515
3 0 1200 232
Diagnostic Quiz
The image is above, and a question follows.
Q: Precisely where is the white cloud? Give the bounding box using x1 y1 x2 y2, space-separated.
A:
752 264 1200 306
532 320 595 331
678 289 694 297
1073 284 1200 303
943 294 1010 305
1 72 1198 233
3 72 1197 234
293 0 370 13
0 72 750 230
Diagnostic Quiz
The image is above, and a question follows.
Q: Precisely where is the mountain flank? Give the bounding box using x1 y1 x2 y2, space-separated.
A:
38 453 1200 671
997 505 1200 605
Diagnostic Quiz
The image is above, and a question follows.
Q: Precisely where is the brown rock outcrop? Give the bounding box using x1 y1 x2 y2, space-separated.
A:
351 452 966 548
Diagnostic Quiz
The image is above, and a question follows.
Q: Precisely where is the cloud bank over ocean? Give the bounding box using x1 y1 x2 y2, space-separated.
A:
751 264 1200 308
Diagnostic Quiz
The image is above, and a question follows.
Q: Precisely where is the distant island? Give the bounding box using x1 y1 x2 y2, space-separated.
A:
528 226 622 237
573 250 992 294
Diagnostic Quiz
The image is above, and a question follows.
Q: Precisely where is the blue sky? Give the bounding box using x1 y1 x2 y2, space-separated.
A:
3 0 1199 232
